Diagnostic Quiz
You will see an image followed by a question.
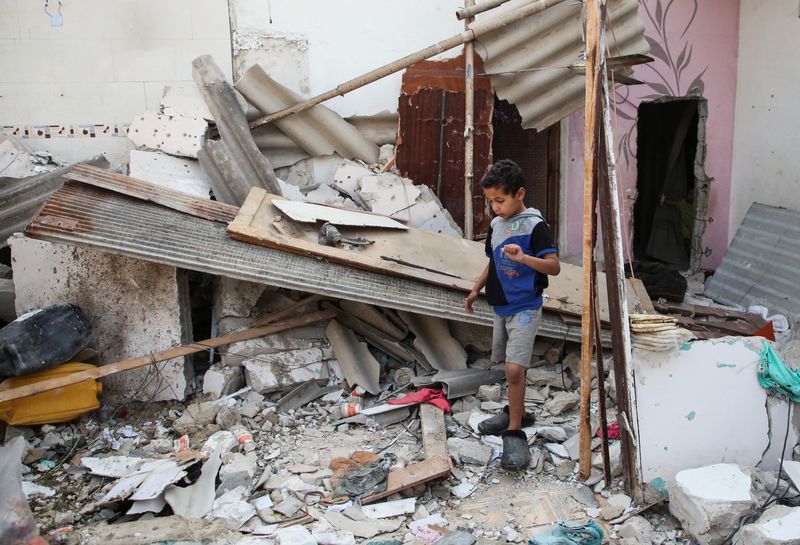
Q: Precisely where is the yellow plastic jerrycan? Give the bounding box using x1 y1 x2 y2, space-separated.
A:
0 363 102 425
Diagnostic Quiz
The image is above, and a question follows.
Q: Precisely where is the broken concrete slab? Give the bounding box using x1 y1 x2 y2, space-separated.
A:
10 236 193 401
333 161 373 194
526 367 572 390
242 347 337 393
325 320 380 395
358 173 420 216
161 84 217 121
74 515 244 545
0 136 58 178
618 515 655 545
669 464 756 545
447 437 492 466
128 111 208 158
361 497 416 519
128 150 212 199
203 364 245 399
398 311 467 371
543 391 580 416
740 504 800 545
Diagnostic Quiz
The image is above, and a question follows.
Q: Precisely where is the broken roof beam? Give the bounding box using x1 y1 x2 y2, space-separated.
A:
249 0 568 129
191 55 281 202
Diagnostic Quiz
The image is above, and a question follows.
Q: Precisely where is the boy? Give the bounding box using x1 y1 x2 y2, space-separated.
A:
464 159 560 470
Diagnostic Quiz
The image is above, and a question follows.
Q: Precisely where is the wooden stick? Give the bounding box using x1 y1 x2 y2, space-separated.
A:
0 309 337 404
579 0 602 481
456 0 513 20
592 272 612 485
248 0 567 129
250 294 324 327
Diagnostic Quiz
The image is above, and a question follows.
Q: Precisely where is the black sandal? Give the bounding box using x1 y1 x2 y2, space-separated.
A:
501 429 531 471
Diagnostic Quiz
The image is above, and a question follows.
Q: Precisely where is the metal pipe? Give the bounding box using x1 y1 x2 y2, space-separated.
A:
249 0 568 129
456 0 514 20
463 0 476 240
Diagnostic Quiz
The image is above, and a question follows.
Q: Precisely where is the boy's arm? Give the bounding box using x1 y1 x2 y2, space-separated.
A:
464 263 490 313
504 248 560 275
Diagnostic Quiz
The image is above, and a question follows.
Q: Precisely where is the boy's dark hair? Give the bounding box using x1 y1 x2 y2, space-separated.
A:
479 159 526 195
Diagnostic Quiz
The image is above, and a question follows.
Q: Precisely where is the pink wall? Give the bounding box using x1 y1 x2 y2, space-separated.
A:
562 0 740 271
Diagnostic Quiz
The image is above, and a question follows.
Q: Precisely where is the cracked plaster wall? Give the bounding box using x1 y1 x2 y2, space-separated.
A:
634 336 795 487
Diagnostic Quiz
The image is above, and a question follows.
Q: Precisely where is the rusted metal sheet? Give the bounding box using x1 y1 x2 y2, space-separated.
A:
396 54 493 235
65 164 238 224
24 182 589 344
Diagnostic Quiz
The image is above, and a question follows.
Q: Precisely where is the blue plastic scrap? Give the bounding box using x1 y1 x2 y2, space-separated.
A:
757 341 800 402
528 519 604 545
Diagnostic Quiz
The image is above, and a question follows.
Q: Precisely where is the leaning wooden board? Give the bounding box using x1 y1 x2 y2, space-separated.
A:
227 188 650 321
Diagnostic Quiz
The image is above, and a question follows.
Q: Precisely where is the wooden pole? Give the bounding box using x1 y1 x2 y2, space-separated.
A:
0 309 337 404
249 0 568 129
464 0 476 240
598 31 643 499
456 0 514 20
579 0 602 481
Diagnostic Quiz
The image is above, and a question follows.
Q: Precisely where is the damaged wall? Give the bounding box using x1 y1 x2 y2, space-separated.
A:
560 0 740 269
8 235 193 402
227 0 465 117
729 0 800 239
0 0 232 166
634 337 795 487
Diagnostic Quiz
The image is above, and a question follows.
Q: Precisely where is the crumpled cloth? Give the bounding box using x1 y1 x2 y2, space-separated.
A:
758 341 800 402
528 520 604 545
387 387 451 413
596 422 620 440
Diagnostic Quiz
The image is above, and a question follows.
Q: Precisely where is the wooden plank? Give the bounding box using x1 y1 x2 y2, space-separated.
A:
227 188 646 322
579 0 602 481
420 404 448 458
362 454 452 504
0 309 337 404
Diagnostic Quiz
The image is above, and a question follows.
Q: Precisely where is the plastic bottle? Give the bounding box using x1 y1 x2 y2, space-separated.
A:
231 425 256 452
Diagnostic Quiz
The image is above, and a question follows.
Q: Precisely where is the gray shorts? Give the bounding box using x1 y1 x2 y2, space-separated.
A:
491 308 542 368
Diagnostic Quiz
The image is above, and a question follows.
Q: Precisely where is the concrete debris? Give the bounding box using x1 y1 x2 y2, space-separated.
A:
206 486 256 530
359 173 421 216
740 504 800 545
203 364 246 399
543 391 580 416
447 437 493 466
477 384 502 402
161 84 217 121
0 135 59 178
323 510 403 538
128 149 212 198
526 367 573 390
618 515 655 545
362 497 417 519
128 111 208 158
669 464 756 545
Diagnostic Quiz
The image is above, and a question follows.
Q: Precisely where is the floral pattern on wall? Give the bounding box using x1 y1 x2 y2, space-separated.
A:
614 0 709 165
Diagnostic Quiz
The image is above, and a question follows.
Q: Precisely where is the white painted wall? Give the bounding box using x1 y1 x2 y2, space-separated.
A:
229 0 464 117
634 337 795 486
0 0 231 165
729 0 800 237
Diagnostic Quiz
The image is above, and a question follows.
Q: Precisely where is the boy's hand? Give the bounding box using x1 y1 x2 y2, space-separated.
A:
464 289 479 313
501 243 526 263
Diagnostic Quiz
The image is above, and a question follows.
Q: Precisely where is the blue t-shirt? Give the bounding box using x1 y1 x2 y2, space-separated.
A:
484 208 558 316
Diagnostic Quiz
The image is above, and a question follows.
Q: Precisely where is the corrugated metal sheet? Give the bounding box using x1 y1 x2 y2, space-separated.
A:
236 64 379 164
476 0 647 131
0 156 108 248
705 203 800 320
25 181 588 343
65 164 238 224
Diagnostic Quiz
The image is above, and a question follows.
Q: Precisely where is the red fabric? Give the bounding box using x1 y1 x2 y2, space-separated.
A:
387 387 451 413
596 422 620 440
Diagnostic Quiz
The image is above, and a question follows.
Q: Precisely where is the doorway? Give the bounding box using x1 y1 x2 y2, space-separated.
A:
633 98 702 271
491 98 560 239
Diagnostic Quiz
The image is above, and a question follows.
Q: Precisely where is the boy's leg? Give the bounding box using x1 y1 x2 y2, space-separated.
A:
505 362 527 430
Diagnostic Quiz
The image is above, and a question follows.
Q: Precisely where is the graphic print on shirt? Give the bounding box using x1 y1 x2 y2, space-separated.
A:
484 208 558 316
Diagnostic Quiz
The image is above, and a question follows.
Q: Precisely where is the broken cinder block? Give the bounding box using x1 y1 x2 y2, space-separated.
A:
669 464 756 545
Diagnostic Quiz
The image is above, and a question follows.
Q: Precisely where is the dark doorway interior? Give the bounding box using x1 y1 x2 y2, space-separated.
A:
491 98 560 239
634 99 699 270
